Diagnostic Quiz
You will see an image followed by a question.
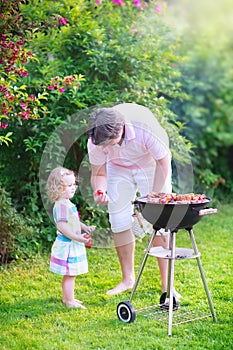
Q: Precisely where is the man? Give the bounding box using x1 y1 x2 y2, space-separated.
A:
87 103 179 298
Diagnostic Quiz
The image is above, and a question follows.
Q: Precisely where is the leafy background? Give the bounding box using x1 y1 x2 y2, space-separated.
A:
0 0 232 261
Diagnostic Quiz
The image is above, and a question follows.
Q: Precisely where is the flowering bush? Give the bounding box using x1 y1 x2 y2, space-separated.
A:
47 74 84 93
0 1 38 138
0 0 84 145
0 31 48 123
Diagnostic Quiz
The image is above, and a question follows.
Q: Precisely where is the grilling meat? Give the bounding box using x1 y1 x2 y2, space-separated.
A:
146 192 207 204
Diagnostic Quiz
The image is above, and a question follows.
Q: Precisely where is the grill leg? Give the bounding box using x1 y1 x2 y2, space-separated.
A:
129 230 158 303
188 229 217 322
167 230 176 336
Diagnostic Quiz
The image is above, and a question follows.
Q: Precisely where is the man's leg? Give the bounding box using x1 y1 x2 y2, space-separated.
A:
107 228 135 295
153 235 169 292
153 233 181 300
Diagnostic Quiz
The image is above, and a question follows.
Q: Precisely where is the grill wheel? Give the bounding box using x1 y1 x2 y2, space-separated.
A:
117 301 136 323
159 292 179 311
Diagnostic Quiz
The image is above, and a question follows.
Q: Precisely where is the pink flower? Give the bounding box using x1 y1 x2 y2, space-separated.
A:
0 85 7 93
59 17 68 26
95 0 101 4
7 94 14 102
58 87 66 93
22 111 29 119
48 86 55 90
112 0 124 5
16 40 24 46
131 28 141 38
20 102 27 110
0 123 8 129
29 94 35 99
155 4 163 13
134 0 141 8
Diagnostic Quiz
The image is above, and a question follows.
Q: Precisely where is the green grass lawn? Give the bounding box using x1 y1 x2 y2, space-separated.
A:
0 203 232 350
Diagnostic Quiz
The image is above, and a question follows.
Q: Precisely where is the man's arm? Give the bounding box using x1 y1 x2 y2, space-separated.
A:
90 163 109 204
153 153 172 193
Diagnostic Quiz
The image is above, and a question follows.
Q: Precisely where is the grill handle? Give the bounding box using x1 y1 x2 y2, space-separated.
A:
198 208 218 216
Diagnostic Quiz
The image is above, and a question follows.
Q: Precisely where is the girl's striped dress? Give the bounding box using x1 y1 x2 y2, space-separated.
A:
49 199 88 276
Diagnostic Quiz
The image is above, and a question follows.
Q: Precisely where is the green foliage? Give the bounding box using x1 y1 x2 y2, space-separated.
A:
169 41 233 197
166 0 233 197
0 185 39 264
0 0 195 250
0 132 13 146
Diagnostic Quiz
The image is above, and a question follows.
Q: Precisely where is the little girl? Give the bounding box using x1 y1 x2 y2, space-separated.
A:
47 166 95 309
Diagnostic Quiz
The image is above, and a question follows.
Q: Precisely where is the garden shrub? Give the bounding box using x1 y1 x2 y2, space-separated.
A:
163 0 233 198
0 185 39 264
169 29 233 198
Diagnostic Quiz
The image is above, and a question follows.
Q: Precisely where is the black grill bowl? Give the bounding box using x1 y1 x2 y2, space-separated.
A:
134 197 211 231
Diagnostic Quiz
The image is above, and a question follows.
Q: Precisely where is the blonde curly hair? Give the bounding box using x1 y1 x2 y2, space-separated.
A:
47 167 78 203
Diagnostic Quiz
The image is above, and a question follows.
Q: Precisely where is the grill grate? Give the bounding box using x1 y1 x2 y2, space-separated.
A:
136 304 212 325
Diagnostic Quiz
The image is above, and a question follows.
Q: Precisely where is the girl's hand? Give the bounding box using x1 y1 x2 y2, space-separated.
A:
83 225 96 234
94 189 109 205
75 232 91 244
75 232 88 244
83 234 92 248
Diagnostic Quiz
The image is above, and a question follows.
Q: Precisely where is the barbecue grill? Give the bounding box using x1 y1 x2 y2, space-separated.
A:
117 196 218 336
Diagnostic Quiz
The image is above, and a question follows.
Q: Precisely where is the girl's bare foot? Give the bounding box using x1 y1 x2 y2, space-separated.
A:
65 300 87 309
62 299 83 304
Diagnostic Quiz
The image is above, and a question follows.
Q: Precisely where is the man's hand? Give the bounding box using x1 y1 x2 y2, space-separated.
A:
94 189 109 205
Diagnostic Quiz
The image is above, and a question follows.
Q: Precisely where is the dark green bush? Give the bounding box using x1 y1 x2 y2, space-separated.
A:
0 186 39 264
169 41 233 199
